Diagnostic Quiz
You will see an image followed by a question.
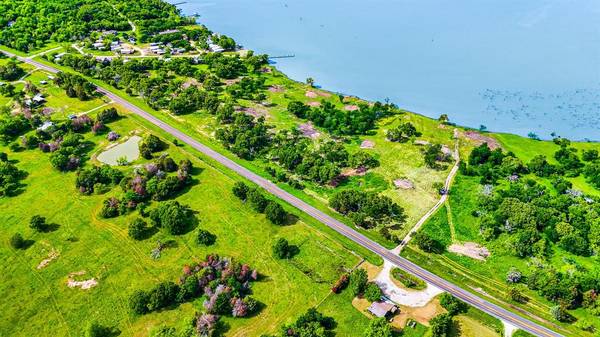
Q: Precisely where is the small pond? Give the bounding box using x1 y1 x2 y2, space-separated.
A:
97 135 142 165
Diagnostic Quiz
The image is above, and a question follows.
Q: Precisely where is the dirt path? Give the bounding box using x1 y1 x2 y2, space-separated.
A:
392 132 460 254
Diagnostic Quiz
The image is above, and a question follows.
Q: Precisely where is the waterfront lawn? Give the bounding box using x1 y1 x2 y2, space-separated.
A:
0 110 365 337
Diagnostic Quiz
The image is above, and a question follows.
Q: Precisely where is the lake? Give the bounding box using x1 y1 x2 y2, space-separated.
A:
176 0 600 140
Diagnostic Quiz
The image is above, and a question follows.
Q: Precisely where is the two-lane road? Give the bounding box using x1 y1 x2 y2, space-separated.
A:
5 50 563 337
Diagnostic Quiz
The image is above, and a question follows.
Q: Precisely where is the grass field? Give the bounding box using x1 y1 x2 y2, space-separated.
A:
0 108 371 337
403 172 600 336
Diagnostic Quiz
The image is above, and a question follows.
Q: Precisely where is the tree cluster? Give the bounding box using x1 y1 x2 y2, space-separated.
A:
75 165 123 194
130 254 259 321
0 59 25 81
386 122 421 143
265 308 336 337
231 181 289 225
54 72 96 101
329 189 405 228
0 153 27 196
287 100 396 136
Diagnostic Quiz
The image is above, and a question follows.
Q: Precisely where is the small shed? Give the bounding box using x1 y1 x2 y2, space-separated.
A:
37 121 54 131
32 93 45 104
367 301 399 318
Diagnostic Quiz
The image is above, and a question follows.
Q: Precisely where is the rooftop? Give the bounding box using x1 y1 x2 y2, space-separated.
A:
367 301 398 318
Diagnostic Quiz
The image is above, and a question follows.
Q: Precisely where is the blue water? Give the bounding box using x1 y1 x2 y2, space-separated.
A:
176 0 600 140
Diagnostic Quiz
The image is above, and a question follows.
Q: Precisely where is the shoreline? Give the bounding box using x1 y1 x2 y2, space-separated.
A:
178 1 600 142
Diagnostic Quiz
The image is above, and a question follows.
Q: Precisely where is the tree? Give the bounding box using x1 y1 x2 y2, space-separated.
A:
386 122 421 142
265 201 287 225
147 281 179 312
364 317 392 337
508 287 527 303
149 201 195 235
196 229 216 246
363 282 382 302
10 233 25 249
84 321 112 337
247 188 268 213
430 313 453 337
413 232 442 253
29 215 47 232
550 305 571 322
232 181 249 200
439 293 467 315
139 134 165 159
306 77 314 87
128 218 147 240
272 238 295 259
129 290 149 315
506 267 522 284
349 268 368 297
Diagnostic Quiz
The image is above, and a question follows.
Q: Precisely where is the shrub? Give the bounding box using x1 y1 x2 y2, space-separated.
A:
364 317 393 337
272 238 295 259
147 281 179 312
149 201 195 235
96 107 119 123
363 282 382 302
9 233 25 249
128 218 148 240
413 232 443 253
506 267 522 284
247 188 268 212
265 201 287 225
349 268 368 297
331 273 349 294
232 181 249 200
129 290 149 315
196 229 216 246
29 215 47 232
439 293 468 315
430 313 453 337
391 267 426 289
84 321 111 337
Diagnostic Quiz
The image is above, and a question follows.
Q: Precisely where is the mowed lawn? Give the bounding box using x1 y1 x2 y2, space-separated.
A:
0 112 366 337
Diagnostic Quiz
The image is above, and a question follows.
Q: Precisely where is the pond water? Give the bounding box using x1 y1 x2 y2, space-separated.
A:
97 135 142 165
177 0 600 140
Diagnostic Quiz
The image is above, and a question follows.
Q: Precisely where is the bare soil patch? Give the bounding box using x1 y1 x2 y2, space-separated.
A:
413 139 430 146
307 101 321 107
236 106 268 118
441 145 453 156
305 90 318 98
223 78 241 86
37 249 59 269
182 78 200 89
342 167 367 177
298 122 320 139
391 299 444 328
67 271 98 290
267 85 285 93
360 140 375 149
344 105 359 111
448 242 490 260
463 131 502 150
394 179 415 190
